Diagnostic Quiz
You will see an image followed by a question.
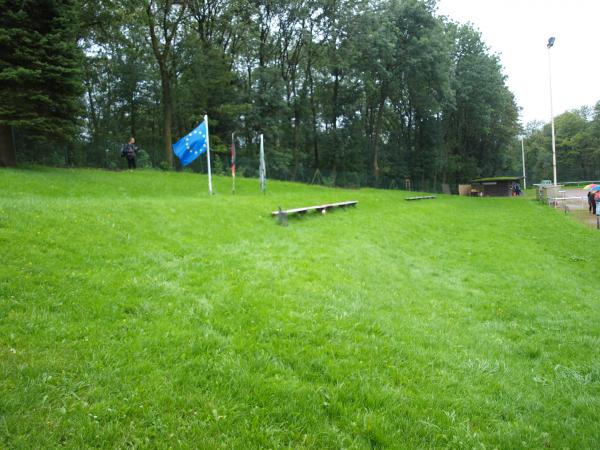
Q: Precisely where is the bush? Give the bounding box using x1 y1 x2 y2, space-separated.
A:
322 176 336 187
136 149 152 169
158 161 172 171
47 151 66 167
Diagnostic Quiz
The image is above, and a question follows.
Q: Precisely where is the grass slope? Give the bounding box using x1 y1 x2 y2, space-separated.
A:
1 168 599 449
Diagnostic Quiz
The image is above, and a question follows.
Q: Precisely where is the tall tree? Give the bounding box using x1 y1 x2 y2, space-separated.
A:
19 0 529 189
442 23 518 184
144 0 188 167
0 0 83 166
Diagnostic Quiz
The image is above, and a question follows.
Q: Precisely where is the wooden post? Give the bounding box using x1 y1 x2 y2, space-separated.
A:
277 207 288 226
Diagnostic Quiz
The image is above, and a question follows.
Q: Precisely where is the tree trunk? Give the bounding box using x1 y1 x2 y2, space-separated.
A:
130 92 136 139
84 79 99 140
307 54 319 169
372 86 386 183
331 68 340 175
160 68 173 167
146 0 188 168
0 124 16 167
292 91 300 179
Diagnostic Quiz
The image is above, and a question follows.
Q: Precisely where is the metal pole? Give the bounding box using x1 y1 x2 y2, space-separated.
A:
259 134 266 194
548 41 557 186
231 132 236 195
521 137 527 190
205 115 213 195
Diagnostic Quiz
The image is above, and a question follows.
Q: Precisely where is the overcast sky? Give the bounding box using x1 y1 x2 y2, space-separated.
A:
436 0 600 126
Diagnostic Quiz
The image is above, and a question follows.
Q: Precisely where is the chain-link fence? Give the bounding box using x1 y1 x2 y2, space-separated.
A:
16 135 457 194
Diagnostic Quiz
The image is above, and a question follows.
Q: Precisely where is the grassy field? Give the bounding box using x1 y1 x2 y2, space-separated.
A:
1 167 599 449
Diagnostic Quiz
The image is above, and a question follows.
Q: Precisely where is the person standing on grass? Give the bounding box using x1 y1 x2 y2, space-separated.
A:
121 137 138 170
514 182 522 196
588 190 595 214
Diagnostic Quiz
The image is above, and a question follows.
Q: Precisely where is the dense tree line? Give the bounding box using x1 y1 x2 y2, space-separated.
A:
519 102 600 184
1 0 523 191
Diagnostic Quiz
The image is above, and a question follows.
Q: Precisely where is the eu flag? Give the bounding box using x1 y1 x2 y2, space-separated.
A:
172 121 208 166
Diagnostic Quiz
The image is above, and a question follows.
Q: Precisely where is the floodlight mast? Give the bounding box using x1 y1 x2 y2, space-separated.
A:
547 37 557 186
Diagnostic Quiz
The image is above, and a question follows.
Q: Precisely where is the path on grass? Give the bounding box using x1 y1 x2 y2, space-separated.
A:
527 187 596 229
552 188 598 229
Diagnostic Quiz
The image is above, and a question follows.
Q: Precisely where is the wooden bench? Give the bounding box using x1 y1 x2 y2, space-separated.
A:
405 195 436 201
272 200 358 225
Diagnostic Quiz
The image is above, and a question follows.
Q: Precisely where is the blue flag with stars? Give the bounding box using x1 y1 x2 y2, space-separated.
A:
172 121 208 166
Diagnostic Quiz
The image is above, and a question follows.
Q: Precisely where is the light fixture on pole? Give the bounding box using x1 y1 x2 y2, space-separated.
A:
547 36 557 186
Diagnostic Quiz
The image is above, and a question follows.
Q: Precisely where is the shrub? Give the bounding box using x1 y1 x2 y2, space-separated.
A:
136 149 152 169
158 161 172 171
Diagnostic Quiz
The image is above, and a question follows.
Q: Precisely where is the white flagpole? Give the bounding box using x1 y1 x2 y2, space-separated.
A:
231 132 236 195
521 137 527 190
259 133 266 194
205 114 213 195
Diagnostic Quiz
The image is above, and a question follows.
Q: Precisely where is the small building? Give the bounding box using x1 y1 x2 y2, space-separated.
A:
469 176 524 197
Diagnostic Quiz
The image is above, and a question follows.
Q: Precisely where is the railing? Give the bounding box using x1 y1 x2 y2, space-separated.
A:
558 180 600 188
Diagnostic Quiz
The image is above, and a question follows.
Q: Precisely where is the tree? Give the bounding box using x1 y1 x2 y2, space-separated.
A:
17 0 530 190
144 0 188 167
441 23 519 185
0 0 83 166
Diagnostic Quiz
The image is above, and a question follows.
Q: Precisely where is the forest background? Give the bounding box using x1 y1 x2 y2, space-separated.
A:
1 0 600 191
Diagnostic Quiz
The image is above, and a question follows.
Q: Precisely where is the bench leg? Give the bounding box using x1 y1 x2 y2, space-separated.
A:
277 207 288 226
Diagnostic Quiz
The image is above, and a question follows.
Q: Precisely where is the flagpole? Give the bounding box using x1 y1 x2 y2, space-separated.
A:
259 133 266 194
205 114 213 195
231 132 236 195
521 137 527 190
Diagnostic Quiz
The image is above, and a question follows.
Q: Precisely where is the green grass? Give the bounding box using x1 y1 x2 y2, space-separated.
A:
1 167 599 449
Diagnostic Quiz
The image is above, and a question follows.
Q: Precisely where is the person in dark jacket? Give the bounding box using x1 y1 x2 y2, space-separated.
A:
588 190 596 214
121 137 138 170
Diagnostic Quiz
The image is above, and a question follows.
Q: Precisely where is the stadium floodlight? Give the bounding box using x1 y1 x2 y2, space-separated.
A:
547 37 557 186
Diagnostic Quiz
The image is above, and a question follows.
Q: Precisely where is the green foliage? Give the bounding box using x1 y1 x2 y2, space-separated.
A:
1 168 600 448
67 0 519 188
158 161 171 171
0 0 83 142
47 151 67 167
136 149 152 169
3 0 520 185
210 154 225 175
441 24 520 184
519 103 600 183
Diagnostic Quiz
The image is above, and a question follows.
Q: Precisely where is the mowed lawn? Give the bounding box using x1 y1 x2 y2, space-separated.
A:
1 168 599 449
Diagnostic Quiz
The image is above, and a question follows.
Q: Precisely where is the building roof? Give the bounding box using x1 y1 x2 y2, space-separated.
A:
471 176 524 183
